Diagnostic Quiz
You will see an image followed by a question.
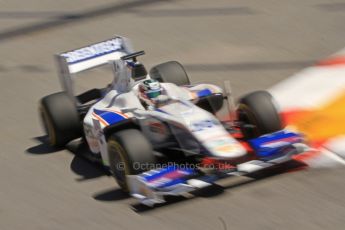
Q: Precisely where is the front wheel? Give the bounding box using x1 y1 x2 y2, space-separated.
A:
237 90 282 138
149 61 190 86
108 129 156 192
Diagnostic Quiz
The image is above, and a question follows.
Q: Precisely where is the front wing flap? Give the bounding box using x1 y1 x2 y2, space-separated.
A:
128 141 309 206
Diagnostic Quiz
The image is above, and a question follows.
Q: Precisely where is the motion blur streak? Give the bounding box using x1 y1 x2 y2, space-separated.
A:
270 49 345 167
285 92 345 142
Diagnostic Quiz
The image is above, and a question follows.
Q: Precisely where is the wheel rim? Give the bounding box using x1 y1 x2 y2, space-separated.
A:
238 104 260 137
108 140 129 191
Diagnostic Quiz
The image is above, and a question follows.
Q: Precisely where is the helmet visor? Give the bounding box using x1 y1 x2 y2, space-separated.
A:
146 89 161 99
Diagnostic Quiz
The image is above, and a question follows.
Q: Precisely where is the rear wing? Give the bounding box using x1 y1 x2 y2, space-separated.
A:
55 36 133 100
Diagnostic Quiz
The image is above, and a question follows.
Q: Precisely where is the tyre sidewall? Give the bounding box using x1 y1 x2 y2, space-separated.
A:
39 92 82 147
108 129 155 192
238 91 282 136
150 61 190 86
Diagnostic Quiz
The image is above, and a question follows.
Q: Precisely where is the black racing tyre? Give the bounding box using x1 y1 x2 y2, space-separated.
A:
39 92 82 147
237 90 282 138
108 129 156 192
149 61 190 86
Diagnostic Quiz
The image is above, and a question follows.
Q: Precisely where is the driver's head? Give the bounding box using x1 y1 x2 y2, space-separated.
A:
139 79 162 99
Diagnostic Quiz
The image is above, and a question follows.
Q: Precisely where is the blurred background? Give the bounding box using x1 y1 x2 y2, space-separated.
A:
1 0 345 229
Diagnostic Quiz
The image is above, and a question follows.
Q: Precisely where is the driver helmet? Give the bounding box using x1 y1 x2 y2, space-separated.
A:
139 79 162 99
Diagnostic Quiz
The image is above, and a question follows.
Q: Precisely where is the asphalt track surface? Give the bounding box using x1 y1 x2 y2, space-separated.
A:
1 0 345 229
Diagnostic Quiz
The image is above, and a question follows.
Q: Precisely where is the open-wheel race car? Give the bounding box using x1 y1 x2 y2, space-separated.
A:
39 36 308 206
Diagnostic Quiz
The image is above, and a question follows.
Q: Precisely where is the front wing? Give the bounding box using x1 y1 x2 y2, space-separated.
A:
128 141 309 207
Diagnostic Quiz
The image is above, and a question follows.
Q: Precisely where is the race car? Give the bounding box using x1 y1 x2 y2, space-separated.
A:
39 36 308 206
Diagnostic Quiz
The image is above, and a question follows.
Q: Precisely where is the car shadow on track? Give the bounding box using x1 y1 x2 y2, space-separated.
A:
27 136 132 203
26 136 63 154
26 136 130 202
70 155 130 202
70 155 108 181
69 148 131 202
131 160 307 213
71 155 131 202
26 136 110 180
93 187 130 202
66 139 112 180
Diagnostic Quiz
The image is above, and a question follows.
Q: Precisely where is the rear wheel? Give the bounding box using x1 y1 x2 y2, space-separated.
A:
237 91 282 138
39 92 82 147
108 129 156 192
150 61 190 86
